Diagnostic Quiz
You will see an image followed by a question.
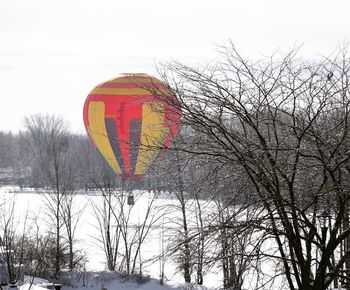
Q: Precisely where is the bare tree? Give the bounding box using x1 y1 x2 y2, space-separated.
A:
112 187 164 275
24 114 80 276
0 195 33 283
159 45 350 290
90 162 122 271
154 144 195 284
61 191 86 270
89 160 164 275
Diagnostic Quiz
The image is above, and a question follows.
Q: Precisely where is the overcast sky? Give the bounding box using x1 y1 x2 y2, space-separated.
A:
1 0 350 133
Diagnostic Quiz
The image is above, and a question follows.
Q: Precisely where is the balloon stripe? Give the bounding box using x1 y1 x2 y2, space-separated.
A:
105 118 126 175
88 102 122 174
108 77 163 84
98 82 168 89
83 97 96 147
135 103 170 175
129 119 142 176
91 87 172 96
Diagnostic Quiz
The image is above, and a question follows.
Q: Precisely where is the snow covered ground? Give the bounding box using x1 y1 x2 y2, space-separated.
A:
0 186 219 290
0 186 295 289
20 280 201 290
19 273 198 290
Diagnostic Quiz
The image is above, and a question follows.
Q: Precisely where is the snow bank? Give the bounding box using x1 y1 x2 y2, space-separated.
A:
20 284 49 290
20 272 192 290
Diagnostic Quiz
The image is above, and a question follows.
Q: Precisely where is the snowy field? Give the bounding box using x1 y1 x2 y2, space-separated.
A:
0 186 221 290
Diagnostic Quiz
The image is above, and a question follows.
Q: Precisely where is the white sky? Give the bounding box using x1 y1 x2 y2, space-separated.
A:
1 0 350 133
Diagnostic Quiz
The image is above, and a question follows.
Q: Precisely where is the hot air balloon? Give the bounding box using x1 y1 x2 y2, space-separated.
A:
83 73 181 190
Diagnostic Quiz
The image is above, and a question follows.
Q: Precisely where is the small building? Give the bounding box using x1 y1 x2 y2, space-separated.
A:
0 167 32 188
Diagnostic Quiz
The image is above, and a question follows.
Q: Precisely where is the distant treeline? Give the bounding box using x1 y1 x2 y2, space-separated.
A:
0 124 237 200
0 128 160 191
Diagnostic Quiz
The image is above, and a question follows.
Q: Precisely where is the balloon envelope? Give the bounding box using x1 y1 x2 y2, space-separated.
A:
83 73 181 179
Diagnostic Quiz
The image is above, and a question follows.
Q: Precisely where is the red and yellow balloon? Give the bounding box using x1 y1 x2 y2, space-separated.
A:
83 73 181 179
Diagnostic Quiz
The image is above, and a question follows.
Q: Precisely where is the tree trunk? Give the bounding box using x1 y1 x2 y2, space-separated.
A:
344 208 350 290
55 203 60 278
